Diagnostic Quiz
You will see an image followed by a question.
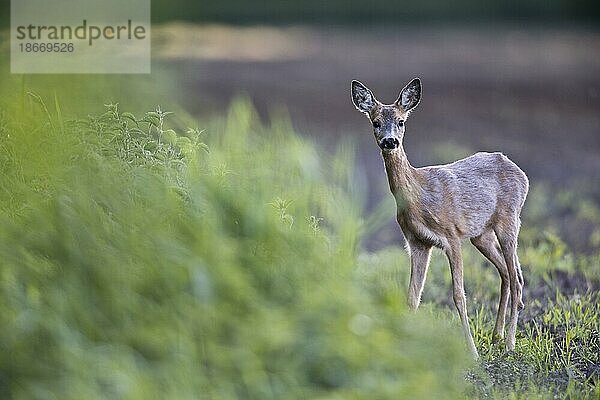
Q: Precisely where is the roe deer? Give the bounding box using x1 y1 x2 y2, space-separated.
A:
351 78 529 357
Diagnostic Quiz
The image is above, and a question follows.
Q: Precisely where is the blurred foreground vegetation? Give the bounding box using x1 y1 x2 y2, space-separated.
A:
0 77 598 399
0 81 471 399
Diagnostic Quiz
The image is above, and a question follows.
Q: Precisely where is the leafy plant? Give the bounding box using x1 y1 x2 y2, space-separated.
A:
0 93 471 399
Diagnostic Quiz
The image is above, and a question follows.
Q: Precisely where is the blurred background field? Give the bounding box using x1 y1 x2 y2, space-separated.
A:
0 0 599 398
151 24 600 253
2 0 599 28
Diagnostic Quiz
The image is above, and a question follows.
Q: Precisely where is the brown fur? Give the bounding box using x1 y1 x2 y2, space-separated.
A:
351 78 529 357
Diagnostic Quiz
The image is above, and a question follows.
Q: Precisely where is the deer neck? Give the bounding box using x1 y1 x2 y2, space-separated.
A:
382 147 420 207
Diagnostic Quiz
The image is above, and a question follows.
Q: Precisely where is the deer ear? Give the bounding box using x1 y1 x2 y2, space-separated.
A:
396 78 421 113
351 80 377 114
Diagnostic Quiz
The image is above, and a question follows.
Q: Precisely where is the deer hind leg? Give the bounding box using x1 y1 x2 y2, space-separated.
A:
446 239 479 358
471 230 510 342
407 240 432 310
495 218 524 351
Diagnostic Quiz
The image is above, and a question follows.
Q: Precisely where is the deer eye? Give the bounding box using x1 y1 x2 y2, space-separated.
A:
372 121 381 129
397 120 405 127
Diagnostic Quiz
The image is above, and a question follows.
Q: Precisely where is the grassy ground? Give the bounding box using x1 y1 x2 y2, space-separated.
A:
0 78 598 398
359 243 599 398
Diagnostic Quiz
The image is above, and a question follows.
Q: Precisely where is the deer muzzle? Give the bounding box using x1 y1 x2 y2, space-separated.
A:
380 137 400 150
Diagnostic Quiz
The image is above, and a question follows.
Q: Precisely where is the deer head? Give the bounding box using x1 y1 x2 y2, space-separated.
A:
351 78 422 151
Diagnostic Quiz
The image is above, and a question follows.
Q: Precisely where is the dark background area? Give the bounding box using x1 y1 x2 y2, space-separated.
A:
1 0 599 251
1 0 600 28
149 0 600 25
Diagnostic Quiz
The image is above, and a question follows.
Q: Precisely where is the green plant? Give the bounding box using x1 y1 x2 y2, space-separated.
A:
0 93 471 399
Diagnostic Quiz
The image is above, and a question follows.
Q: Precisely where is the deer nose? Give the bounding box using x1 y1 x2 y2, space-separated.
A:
380 137 399 150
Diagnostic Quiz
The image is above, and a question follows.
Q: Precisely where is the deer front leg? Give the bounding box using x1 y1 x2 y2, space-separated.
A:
407 240 432 310
446 240 479 358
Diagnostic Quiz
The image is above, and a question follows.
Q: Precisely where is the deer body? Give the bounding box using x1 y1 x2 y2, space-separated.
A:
387 151 527 248
352 78 528 357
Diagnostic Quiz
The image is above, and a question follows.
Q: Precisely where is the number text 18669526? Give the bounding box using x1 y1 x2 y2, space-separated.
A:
19 42 74 52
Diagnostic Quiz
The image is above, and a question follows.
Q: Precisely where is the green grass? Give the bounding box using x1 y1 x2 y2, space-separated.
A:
0 81 598 399
360 242 599 399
